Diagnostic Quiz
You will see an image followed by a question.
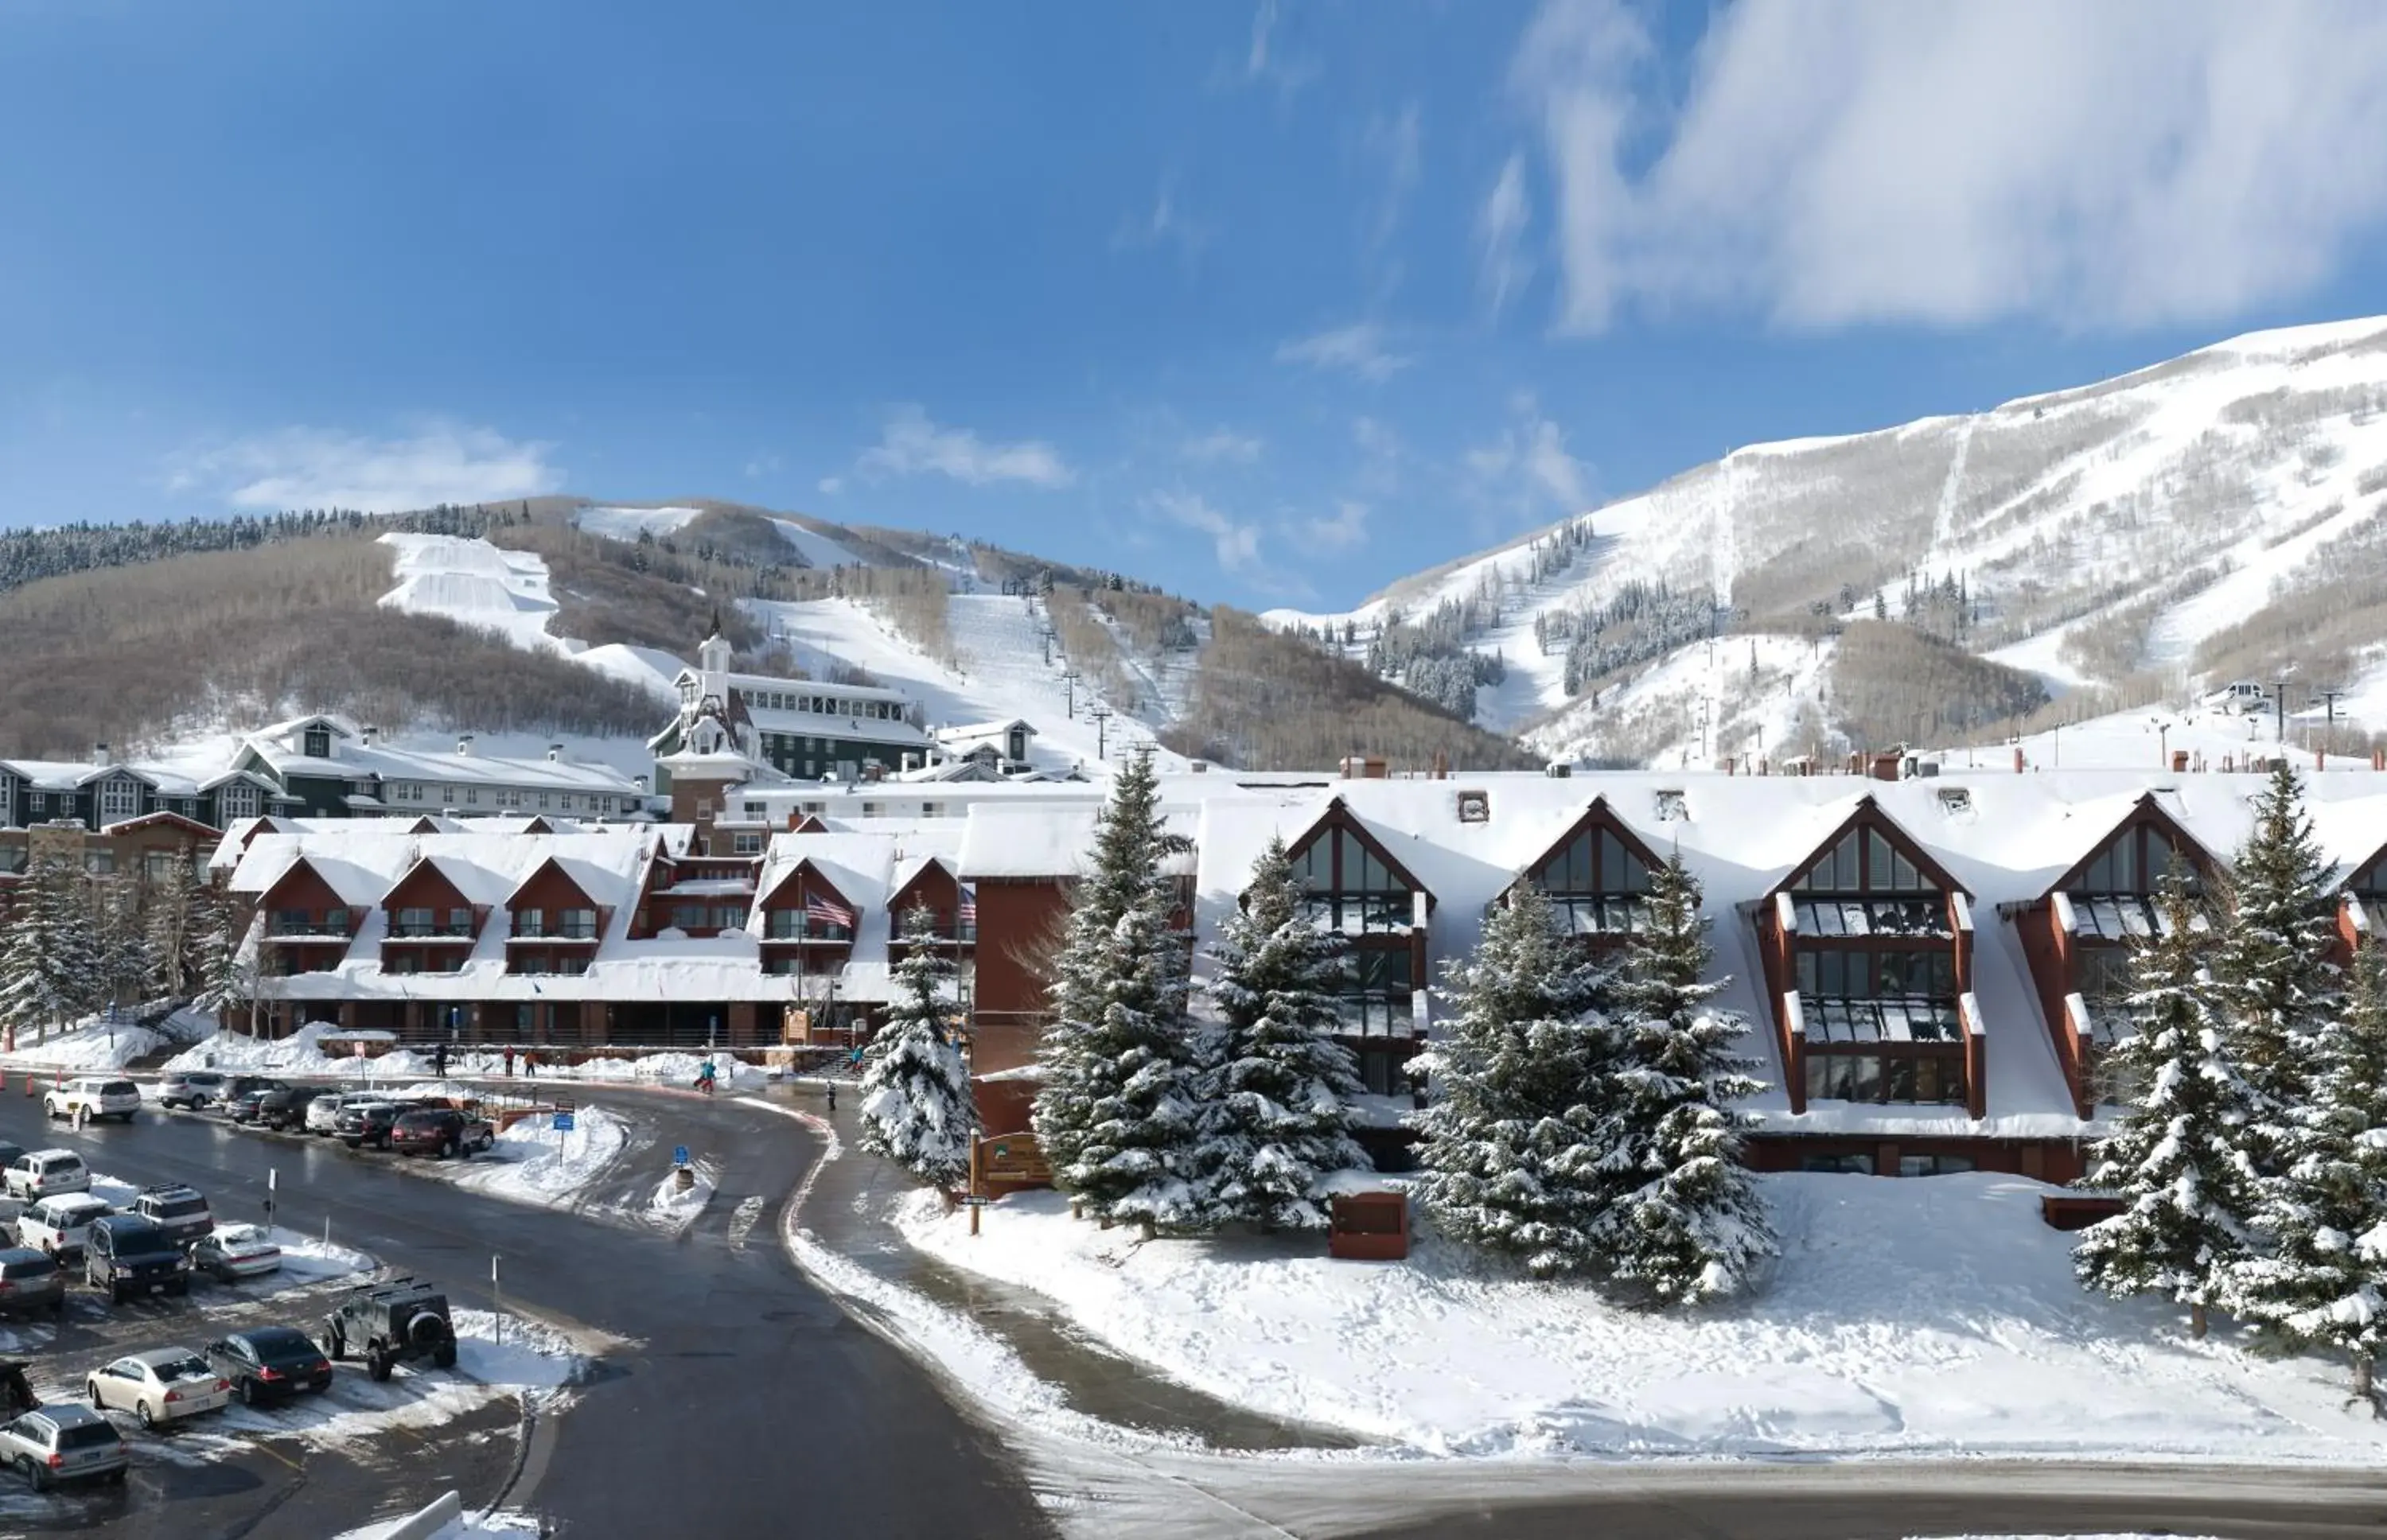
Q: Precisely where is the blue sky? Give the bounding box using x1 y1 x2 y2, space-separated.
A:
6 2 2387 609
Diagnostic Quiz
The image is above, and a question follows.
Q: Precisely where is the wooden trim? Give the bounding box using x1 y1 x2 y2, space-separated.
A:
1771 795 1970 900
2043 791 2218 899
1283 796 1437 911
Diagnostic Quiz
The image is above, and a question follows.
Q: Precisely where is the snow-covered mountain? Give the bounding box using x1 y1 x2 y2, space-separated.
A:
1269 315 2387 768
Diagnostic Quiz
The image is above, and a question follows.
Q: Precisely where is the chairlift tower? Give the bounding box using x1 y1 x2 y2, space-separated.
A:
1089 702 1112 760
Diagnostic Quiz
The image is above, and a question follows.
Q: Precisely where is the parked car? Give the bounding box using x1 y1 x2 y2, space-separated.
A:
158 1071 228 1110
2 1150 91 1204
85 1347 231 1429
0 1249 67 1318
252 1087 317 1132
223 1079 290 1125
189 1223 282 1282
0 1404 127 1491
127 1184 212 1249
323 1276 456 1379
334 1101 405 1151
83 1215 190 1304
0 1144 22 1175
13 1193 113 1262
42 1078 138 1125
204 1328 332 1406
390 1107 496 1160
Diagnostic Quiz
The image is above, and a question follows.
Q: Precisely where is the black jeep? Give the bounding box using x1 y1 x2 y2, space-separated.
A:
321 1277 457 1380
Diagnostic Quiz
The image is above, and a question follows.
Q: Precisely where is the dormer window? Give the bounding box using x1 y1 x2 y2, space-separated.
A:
1289 826 1415 935
2067 822 2197 941
98 777 138 822
303 727 331 759
1533 821 1654 938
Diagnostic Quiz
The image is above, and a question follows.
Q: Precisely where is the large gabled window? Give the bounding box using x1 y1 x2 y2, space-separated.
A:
1288 826 1416 935
2068 821 2198 940
1789 826 1947 935
1532 821 1654 937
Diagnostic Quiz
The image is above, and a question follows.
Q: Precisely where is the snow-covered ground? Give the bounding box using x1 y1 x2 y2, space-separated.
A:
380 535 566 657
571 504 705 542
164 1024 769 1094
337 1506 543 1540
0 1017 174 1072
898 1172 2387 1464
747 593 1190 776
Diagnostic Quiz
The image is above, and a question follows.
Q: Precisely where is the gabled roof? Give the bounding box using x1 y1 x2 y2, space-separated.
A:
1508 795 1671 894
1279 796 1437 910
2043 789 2220 898
95 810 220 840
1770 794 1971 899
502 854 606 912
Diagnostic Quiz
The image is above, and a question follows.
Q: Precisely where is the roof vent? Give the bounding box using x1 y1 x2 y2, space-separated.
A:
1455 789 1490 824
1655 789 1688 822
548 743 564 762
1936 786 1972 814
456 735 474 756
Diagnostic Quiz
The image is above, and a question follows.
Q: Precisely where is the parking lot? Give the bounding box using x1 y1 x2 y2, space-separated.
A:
0 1087 585 1535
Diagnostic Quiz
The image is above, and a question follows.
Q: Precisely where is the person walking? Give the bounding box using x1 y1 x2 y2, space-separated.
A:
503 1047 515 1077
432 1041 449 1079
825 1079 836 1113
695 1058 718 1095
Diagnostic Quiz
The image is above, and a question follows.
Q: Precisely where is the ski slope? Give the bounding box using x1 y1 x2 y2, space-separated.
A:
746 593 1187 776
1270 315 2387 764
765 515 871 570
380 534 565 655
572 504 706 542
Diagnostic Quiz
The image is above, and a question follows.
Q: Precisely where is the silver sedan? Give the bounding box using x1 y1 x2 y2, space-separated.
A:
85 1348 232 1429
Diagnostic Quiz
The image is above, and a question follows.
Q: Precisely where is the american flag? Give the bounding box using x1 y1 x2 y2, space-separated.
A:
957 885 977 926
804 892 855 931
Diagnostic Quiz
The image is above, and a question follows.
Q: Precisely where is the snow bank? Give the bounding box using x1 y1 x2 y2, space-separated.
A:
901 1172 2387 1462
447 1104 631 1212
0 1017 168 1071
165 1028 771 1095
336 1507 542 1540
164 1021 357 1076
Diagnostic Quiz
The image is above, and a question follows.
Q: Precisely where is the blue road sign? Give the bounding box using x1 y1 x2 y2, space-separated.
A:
552 1111 575 1132
673 1145 689 1166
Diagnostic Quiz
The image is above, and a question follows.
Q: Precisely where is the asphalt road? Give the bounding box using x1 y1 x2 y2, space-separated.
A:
0 1085 1052 1540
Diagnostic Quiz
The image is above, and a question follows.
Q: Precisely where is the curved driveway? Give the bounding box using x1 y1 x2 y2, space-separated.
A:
0 1084 1049 1540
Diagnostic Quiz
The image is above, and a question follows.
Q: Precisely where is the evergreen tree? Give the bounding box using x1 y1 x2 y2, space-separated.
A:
2074 869 2262 1338
93 877 154 1013
856 905 981 1188
1201 836 1370 1232
2222 942 2387 1400
189 882 254 1028
1588 854 1774 1305
1412 885 1617 1279
1031 749 1205 1231
2213 764 2342 1113
0 857 99 1041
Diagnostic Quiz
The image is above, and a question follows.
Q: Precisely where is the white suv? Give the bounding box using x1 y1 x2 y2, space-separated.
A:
3 1149 92 1203
14 1193 113 1262
44 1078 140 1125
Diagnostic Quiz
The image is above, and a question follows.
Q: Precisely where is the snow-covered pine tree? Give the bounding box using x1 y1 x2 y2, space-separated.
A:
1588 853 1774 1306
2222 940 2387 1399
189 881 255 1029
93 877 154 1014
1201 835 1370 1232
856 904 981 1189
0 857 99 1042
1031 749 1205 1231
2213 764 2342 1112
2074 869 2262 1339
1412 883 1618 1279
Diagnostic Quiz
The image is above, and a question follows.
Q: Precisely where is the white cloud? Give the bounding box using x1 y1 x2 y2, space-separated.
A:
1351 415 1403 496
1275 322 1412 383
816 475 845 496
1510 0 2387 330
853 405 1074 489
1295 500 1371 554
1149 488 1264 578
1476 153 1533 317
1365 102 1423 251
168 422 560 512
1240 0 1318 98
744 453 783 480
1466 395 1594 529
1181 428 1265 465
1113 179 1212 266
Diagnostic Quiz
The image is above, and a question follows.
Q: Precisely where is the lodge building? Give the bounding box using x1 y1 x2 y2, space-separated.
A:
211 764 2387 1181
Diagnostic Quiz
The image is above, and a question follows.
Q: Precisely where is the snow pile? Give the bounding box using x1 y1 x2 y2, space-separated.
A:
648 1164 717 1232
163 1020 359 1076
448 1104 632 1211
0 1017 169 1071
900 1171 2387 1461
336 1508 543 1540
165 1029 770 1095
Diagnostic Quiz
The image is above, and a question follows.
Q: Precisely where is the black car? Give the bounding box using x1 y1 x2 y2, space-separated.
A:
0 1144 21 1175
83 1215 190 1304
204 1328 332 1406
224 1083 283 1125
252 1087 316 1132
334 1101 407 1151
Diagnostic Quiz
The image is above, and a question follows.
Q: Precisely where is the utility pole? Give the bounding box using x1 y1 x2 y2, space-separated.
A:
2315 686 2346 746
1089 703 1112 760
2273 675 2293 745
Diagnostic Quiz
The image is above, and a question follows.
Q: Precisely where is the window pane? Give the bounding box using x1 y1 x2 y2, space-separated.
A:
1850 1054 1883 1102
